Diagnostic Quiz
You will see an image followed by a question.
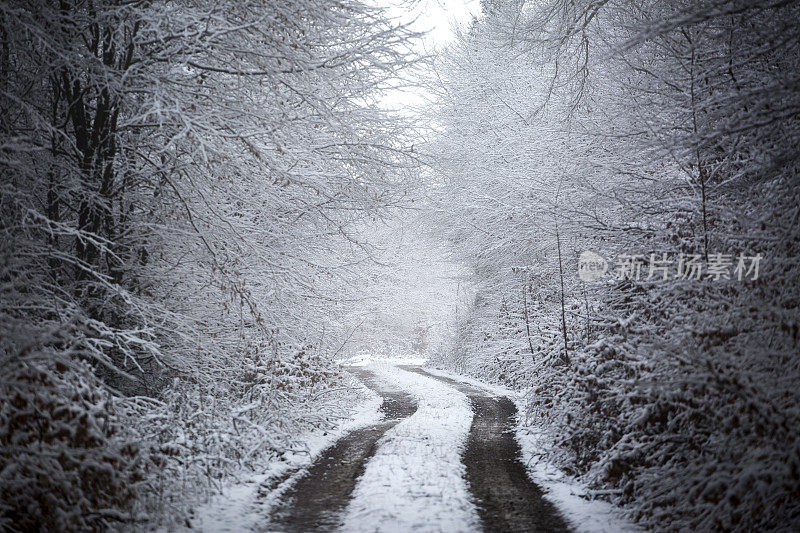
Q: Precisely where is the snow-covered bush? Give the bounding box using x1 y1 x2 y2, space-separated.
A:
0 357 148 530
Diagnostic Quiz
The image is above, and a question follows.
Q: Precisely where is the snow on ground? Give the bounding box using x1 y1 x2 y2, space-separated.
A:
340 363 480 533
339 353 427 367
423 366 642 533
175 384 383 533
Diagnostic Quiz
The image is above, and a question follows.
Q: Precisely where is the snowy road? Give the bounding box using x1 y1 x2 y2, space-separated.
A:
264 364 570 532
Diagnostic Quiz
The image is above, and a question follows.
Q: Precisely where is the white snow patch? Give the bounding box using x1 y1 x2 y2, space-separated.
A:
339 353 427 367
424 366 642 533
174 386 384 533
340 363 479 533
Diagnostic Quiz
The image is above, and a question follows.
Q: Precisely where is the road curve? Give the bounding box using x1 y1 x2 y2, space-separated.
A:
401 366 572 533
265 368 417 532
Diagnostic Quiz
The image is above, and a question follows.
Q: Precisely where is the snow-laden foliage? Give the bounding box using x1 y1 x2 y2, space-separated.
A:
427 0 800 529
0 358 147 530
1 0 416 528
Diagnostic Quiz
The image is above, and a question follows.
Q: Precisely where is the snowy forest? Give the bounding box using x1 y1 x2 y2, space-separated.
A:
1 0 798 531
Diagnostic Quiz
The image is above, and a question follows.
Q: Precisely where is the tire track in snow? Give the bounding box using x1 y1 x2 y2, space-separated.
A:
265 367 417 532
402 366 572 533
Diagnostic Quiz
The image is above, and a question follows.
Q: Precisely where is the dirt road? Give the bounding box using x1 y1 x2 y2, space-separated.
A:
265 366 570 532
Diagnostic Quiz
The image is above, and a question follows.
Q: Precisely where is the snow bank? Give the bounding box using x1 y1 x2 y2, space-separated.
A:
340 364 479 533
515 425 642 533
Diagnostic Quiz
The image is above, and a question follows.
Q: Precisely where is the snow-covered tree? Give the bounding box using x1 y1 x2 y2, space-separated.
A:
1 0 418 527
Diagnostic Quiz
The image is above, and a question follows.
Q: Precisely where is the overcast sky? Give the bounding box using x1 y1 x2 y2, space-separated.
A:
378 0 482 110
401 0 481 51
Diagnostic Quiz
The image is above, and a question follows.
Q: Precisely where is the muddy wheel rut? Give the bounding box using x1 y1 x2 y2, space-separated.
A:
264 368 417 532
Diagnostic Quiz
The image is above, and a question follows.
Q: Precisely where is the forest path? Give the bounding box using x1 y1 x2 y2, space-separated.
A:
265 368 417 532
267 364 571 532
